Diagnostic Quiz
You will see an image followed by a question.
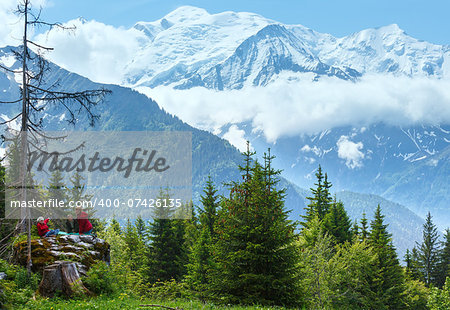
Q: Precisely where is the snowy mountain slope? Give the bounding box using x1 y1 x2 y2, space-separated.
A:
297 23 450 77
123 6 273 88
193 24 356 90
122 6 366 89
120 6 450 91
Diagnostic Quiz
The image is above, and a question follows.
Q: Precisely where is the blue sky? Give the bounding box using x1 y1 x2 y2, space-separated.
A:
38 0 450 45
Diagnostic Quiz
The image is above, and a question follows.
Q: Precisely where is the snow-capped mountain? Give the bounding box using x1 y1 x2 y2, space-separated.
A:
289 23 450 77
114 6 450 227
121 6 449 90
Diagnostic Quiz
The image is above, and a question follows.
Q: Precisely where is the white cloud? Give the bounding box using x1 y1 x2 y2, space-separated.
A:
222 125 251 152
336 135 365 169
140 74 450 142
34 18 148 84
301 145 321 156
0 0 48 47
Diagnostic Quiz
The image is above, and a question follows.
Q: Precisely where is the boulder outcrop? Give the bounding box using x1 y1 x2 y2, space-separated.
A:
13 234 110 276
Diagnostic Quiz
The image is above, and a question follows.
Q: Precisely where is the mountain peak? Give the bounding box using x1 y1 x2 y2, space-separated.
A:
377 23 405 34
164 6 210 24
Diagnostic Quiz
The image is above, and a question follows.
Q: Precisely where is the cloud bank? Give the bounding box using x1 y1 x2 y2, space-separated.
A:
139 75 450 142
0 0 48 47
34 18 147 84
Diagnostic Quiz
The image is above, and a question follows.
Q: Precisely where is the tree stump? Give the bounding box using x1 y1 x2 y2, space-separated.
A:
38 261 91 298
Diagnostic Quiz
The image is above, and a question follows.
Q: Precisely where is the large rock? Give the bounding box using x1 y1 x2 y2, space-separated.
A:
13 235 110 276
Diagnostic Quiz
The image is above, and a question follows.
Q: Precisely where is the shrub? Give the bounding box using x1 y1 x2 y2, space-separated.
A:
403 278 429 310
0 260 40 309
0 259 8 273
145 279 189 301
82 261 118 295
428 277 450 310
13 266 39 291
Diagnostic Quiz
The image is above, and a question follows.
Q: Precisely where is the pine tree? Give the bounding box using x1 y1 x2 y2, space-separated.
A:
146 189 186 283
323 199 352 245
436 229 450 288
67 171 92 203
134 215 146 239
172 218 188 279
359 212 369 241
47 170 67 202
417 212 440 287
409 247 424 281
46 170 68 226
199 176 219 237
183 202 199 252
110 218 122 235
212 147 300 306
302 165 332 228
368 205 406 309
185 179 218 296
0 163 16 258
404 249 423 281
351 220 359 240
185 226 214 299
124 219 148 275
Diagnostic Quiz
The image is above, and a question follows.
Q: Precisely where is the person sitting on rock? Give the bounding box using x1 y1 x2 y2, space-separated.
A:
75 206 93 235
66 214 79 234
37 217 60 237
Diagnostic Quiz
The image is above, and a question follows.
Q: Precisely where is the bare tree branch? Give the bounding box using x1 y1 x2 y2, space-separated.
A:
26 40 54 51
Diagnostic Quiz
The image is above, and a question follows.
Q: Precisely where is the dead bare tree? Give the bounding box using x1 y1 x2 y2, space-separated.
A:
0 0 111 275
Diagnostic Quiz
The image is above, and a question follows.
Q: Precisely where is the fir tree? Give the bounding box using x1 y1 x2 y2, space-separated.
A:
146 189 186 283
67 171 92 203
185 226 214 299
47 170 67 202
359 212 369 240
212 146 300 306
110 218 122 235
368 205 406 309
172 218 188 279
404 248 423 281
185 179 218 296
436 229 450 288
302 165 332 227
199 176 219 237
417 212 440 287
183 202 200 252
134 215 146 239
124 219 148 275
0 163 16 258
46 170 68 226
405 249 413 273
351 219 359 239
409 247 424 281
323 199 352 245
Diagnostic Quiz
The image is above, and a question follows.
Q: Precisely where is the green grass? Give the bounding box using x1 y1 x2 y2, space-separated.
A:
13 294 296 310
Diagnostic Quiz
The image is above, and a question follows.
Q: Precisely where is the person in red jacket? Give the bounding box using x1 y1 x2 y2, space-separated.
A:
75 207 93 235
36 217 60 237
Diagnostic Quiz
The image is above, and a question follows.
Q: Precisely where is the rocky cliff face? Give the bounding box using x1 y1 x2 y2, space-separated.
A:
13 235 110 276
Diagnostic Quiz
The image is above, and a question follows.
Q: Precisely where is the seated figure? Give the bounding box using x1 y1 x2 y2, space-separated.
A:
37 217 60 237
